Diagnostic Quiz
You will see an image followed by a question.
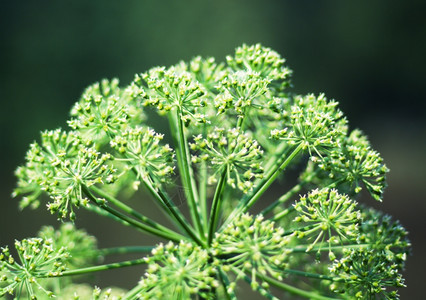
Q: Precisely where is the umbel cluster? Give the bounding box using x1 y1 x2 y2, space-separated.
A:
2 44 410 299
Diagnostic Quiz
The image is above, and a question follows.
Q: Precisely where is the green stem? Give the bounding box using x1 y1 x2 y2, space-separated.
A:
208 167 228 245
83 186 185 242
261 182 303 216
283 269 337 281
172 109 205 240
218 266 237 300
259 274 342 300
271 206 295 221
124 285 144 300
142 178 204 246
53 257 147 277
222 144 304 230
89 185 176 236
291 243 371 253
198 160 208 233
71 246 155 257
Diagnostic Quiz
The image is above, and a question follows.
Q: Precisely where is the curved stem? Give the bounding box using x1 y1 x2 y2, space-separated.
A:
198 160 208 233
283 269 337 281
272 206 295 221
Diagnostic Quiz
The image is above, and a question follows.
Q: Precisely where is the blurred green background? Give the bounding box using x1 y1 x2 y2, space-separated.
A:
1 0 425 298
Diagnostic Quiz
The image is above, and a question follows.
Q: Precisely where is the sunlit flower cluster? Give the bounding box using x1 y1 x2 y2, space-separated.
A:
138 241 218 299
68 79 138 145
227 43 292 90
330 249 405 299
7 44 410 299
135 67 207 124
293 188 361 259
15 129 116 220
111 127 175 185
212 214 291 290
317 129 389 201
0 238 69 299
191 127 264 193
271 93 347 157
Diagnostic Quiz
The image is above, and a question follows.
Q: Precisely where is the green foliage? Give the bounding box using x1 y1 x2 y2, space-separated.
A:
5 44 410 299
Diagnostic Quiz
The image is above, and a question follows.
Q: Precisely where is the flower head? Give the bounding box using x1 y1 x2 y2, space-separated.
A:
68 79 142 145
212 214 291 290
135 67 207 124
0 238 69 299
358 207 411 270
14 129 116 220
38 223 99 270
330 249 405 299
226 43 292 93
293 188 361 259
13 129 82 211
178 56 226 94
138 241 217 300
215 70 271 115
316 129 389 201
191 127 264 193
271 94 347 157
110 127 175 185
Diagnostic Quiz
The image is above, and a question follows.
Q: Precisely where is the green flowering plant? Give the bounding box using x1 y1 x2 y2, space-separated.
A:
4 44 410 299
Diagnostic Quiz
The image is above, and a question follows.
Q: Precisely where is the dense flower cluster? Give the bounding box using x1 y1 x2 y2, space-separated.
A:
6 44 409 299
0 238 69 299
137 242 217 299
110 127 175 184
191 127 264 193
293 188 361 259
212 214 291 290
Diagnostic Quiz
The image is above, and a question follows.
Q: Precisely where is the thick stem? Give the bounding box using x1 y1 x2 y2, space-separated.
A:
54 258 147 277
83 186 185 242
171 110 205 240
89 185 176 236
71 246 155 257
222 144 303 230
261 183 303 217
143 178 204 246
207 167 228 245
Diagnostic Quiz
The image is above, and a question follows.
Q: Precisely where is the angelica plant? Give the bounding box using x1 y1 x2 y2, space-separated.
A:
4 44 410 299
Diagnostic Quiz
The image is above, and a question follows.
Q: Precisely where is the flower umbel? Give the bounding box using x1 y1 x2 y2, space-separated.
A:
136 67 207 124
0 238 69 299
271 93 347 157
330 249 405 299
8 44 409 299
293 188 361 259
110 127 175 185
213 214 290 290
191 127 264 193
137 241 217 299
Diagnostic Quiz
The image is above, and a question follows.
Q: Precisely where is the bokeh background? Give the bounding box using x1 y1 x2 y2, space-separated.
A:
1 0 425 298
